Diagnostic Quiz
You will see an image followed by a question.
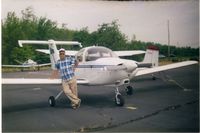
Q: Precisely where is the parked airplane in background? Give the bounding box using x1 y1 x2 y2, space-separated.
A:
2 40 198 106
2 59 51 71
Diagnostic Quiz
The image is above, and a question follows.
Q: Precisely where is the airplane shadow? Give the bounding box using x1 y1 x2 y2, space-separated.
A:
3 94 117 113
55 94 116 109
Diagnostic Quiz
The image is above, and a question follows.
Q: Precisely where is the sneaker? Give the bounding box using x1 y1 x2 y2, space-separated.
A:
76 99 81 108
72 100 81 109
72 105 77 109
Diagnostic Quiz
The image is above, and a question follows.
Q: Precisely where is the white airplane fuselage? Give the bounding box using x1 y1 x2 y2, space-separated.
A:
75 57 137 86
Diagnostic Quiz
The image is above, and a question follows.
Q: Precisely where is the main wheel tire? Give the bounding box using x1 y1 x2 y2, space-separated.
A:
126 86 133 95
115 94 124 106
48 96 55 107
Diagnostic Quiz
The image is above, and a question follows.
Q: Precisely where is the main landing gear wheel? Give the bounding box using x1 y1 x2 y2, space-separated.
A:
48 90 63 107
115 94 124 106
152 74 156 80
126 86 133 95
152 76 156 80
48 96 55 107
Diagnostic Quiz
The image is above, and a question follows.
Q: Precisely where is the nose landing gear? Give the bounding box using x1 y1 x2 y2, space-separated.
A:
114 87 124 106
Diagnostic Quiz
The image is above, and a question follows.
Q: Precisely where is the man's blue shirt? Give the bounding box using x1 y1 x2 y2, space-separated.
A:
55 56 75 80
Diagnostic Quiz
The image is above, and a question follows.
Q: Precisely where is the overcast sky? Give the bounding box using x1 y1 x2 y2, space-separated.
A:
1 0 199 48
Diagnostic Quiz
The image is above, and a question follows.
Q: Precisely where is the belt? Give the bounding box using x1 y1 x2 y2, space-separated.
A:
62 77 74 82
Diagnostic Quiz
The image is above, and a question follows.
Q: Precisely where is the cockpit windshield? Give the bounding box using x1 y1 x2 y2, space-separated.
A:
86 47 117 61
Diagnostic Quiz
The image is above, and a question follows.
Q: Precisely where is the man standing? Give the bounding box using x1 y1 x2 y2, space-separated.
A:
51 48 81 109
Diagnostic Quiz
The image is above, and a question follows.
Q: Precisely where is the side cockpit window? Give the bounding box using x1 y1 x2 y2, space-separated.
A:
85 47 117 61
85 50 100 61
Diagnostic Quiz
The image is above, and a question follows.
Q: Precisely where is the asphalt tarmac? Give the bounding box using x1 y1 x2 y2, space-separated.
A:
2 65 199 132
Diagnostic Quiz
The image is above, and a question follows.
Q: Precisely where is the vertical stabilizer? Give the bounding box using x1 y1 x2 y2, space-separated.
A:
48 40 59 70
143 45 159 67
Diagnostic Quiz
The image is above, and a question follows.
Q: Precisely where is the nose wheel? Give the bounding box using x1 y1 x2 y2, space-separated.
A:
114 87 124 106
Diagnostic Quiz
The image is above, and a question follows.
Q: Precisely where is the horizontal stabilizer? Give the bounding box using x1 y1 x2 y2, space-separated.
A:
36 49 78 56
137 63 152 68
114 50 145 57
19 40 82 47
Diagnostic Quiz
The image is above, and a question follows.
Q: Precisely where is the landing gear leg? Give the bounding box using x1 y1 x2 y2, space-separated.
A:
125 86 133 95
152 74 156 80
114 87 124 106
48 90 63 107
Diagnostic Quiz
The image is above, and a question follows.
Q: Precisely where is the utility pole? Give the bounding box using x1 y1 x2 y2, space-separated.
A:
167 20 170 57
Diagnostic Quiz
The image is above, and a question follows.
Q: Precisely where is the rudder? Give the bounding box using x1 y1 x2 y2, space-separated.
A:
143 45 159 67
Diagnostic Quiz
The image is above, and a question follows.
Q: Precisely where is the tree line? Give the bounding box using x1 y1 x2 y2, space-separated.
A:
2 7 199 65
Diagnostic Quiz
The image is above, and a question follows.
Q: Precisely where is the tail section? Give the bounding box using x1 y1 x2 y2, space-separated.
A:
18 40 82 70
142 45 159 67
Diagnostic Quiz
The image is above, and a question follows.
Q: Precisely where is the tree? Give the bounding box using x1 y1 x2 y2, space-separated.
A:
93 20 127 50
11 46 35 63
2 12 21 64
36 17 57 40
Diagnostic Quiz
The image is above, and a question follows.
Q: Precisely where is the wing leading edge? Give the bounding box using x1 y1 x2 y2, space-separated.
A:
2 65 32 68
2 78 89 85
135 61 198 77
2 63 51 68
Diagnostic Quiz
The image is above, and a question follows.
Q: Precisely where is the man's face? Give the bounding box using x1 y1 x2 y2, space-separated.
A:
59 51 65 60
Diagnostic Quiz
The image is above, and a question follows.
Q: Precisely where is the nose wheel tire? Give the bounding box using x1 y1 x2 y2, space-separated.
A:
48 96 55 107
126 86 133 95
115 94 124 106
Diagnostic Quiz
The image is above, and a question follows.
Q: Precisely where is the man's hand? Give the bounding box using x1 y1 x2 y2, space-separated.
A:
50 70 59 79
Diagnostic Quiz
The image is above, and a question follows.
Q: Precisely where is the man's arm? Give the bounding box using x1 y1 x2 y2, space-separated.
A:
50 69 59 79
72 57 79 72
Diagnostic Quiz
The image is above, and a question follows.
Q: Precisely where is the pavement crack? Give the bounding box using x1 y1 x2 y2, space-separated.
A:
76 100 198 132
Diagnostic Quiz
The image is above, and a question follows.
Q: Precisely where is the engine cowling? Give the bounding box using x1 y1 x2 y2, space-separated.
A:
123 60 137 72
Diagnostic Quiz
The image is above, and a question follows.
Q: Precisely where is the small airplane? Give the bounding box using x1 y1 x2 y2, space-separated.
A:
2 59 51 71
2 40 198 106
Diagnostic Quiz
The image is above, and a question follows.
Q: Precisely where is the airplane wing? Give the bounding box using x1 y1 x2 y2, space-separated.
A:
37 63 52 67
135 61 198 77
36 49 78 56
2 78 89 85
2 65 33 68
2 63 51 68
114 50 146 57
